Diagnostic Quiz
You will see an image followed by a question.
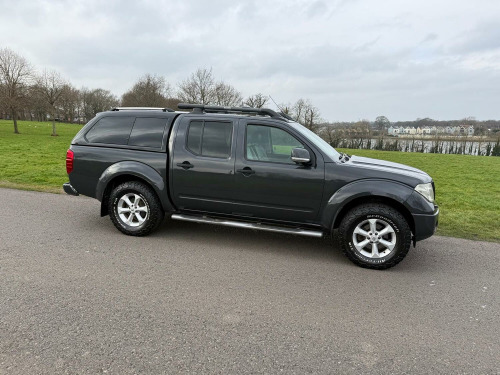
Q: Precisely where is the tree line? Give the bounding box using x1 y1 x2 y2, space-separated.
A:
0 48 321 136
324 116 500 137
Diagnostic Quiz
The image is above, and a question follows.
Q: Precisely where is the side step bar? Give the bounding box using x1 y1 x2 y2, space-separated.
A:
171 214 323 238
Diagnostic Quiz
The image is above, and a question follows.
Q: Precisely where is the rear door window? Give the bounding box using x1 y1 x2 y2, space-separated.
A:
129 117 167 148
85 116 135 145
186 120 232 158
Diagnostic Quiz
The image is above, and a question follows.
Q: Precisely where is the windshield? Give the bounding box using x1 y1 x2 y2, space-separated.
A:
288 122 341 161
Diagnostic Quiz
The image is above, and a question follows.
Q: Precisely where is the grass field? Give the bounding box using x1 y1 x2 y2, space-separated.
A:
1 119 499 242
337 148 500 242
0 120 81 193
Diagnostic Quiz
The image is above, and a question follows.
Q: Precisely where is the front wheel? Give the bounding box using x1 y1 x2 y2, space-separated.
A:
338 203 412 269
108 181 164 236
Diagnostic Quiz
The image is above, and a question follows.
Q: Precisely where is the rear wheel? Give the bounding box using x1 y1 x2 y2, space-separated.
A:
338 203 411 269
108 181 164 236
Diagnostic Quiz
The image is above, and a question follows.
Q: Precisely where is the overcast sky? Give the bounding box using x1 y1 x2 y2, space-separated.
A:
1 0 500 121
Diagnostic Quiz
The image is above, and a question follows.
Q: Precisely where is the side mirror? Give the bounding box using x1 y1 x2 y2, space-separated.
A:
291 147 311 164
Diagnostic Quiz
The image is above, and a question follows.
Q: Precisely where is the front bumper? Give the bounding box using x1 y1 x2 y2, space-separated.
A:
63 182 79 196
412 205 439 241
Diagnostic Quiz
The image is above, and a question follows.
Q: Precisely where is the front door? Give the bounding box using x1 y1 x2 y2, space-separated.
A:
171 116 236 214
233 119 325 224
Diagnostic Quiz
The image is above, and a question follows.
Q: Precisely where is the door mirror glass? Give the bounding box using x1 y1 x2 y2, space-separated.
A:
291 147 310 164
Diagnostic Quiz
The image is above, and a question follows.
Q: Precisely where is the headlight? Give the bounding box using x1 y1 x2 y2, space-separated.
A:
415 183 435 203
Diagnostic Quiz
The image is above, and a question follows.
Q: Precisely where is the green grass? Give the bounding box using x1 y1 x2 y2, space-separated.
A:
1 120 499 242
273 145 295 155
338 148 500 242
0 120 82 193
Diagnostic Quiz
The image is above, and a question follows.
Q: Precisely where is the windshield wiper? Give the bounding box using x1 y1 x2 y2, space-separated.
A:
339 152 350 162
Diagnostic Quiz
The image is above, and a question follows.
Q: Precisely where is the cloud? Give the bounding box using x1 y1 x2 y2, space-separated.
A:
0 0 499 120
421 33 438 44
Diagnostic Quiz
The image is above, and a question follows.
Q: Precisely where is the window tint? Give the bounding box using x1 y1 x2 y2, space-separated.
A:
202 122 232 158
129 117 167 148
187 121 203 154
86 116 135 145
246 125 304 164
186 121 232 158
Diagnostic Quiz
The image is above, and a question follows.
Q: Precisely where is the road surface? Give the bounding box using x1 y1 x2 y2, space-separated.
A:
1 188 499 374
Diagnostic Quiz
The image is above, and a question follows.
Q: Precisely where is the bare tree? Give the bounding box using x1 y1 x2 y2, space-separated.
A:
290 98 321 131
0 48 33 133
278 103 292 116
59 84 80 123
303 103 321 131
292 98 308 124
244 93 269 108
121 74 172 107
37 69 67 136
213 81 242 106
375 115 390 131
80 87 119 120
178 68 215 104
25 83 49 121
319 125 337 145
164 97 182 111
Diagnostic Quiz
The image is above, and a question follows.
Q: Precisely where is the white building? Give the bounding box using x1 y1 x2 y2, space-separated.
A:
388 126 400 135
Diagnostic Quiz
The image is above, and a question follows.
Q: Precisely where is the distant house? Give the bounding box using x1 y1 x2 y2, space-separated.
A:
422 126 432 135
466 125 474 135
416 127 423 135
388 126 400 135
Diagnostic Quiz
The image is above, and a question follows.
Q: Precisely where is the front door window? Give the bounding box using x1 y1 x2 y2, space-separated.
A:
246 125 304 164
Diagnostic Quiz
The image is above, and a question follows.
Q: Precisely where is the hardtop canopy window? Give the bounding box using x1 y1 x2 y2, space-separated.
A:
85 116 135 145
129 117 167 148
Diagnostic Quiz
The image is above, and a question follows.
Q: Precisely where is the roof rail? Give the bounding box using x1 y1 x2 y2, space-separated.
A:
111 107 175 112
177 103 289 121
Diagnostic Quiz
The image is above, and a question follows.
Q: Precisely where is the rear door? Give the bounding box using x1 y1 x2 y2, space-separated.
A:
233 119 325 223
171 115 237 214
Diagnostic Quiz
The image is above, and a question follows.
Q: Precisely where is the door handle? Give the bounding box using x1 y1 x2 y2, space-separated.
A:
177 161 194 170
237 167 255 176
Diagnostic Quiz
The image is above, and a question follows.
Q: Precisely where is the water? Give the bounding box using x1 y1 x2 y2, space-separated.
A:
335 138 498 156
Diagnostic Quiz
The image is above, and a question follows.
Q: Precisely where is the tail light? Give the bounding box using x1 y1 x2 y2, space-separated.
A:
66 149 74 174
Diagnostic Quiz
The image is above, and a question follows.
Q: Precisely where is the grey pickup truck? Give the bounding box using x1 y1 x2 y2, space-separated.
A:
64 104 439 269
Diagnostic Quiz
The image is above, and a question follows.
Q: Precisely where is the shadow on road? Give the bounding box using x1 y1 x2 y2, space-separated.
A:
91 214 447 272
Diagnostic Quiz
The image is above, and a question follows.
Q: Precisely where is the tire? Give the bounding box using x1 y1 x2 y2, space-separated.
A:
338 203 411 270
108 181 164 236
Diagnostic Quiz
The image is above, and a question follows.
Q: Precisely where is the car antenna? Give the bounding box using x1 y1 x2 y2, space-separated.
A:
269 95 293 121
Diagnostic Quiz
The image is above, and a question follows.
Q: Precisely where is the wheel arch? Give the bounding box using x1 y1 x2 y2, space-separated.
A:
332 195 415 237
96 161 174 217
322 179 415 238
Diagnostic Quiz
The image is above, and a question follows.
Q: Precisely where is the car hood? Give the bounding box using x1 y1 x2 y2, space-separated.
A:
342 155 432 186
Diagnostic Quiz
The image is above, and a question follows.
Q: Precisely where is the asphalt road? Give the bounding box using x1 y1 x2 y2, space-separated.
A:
0 188 499 374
